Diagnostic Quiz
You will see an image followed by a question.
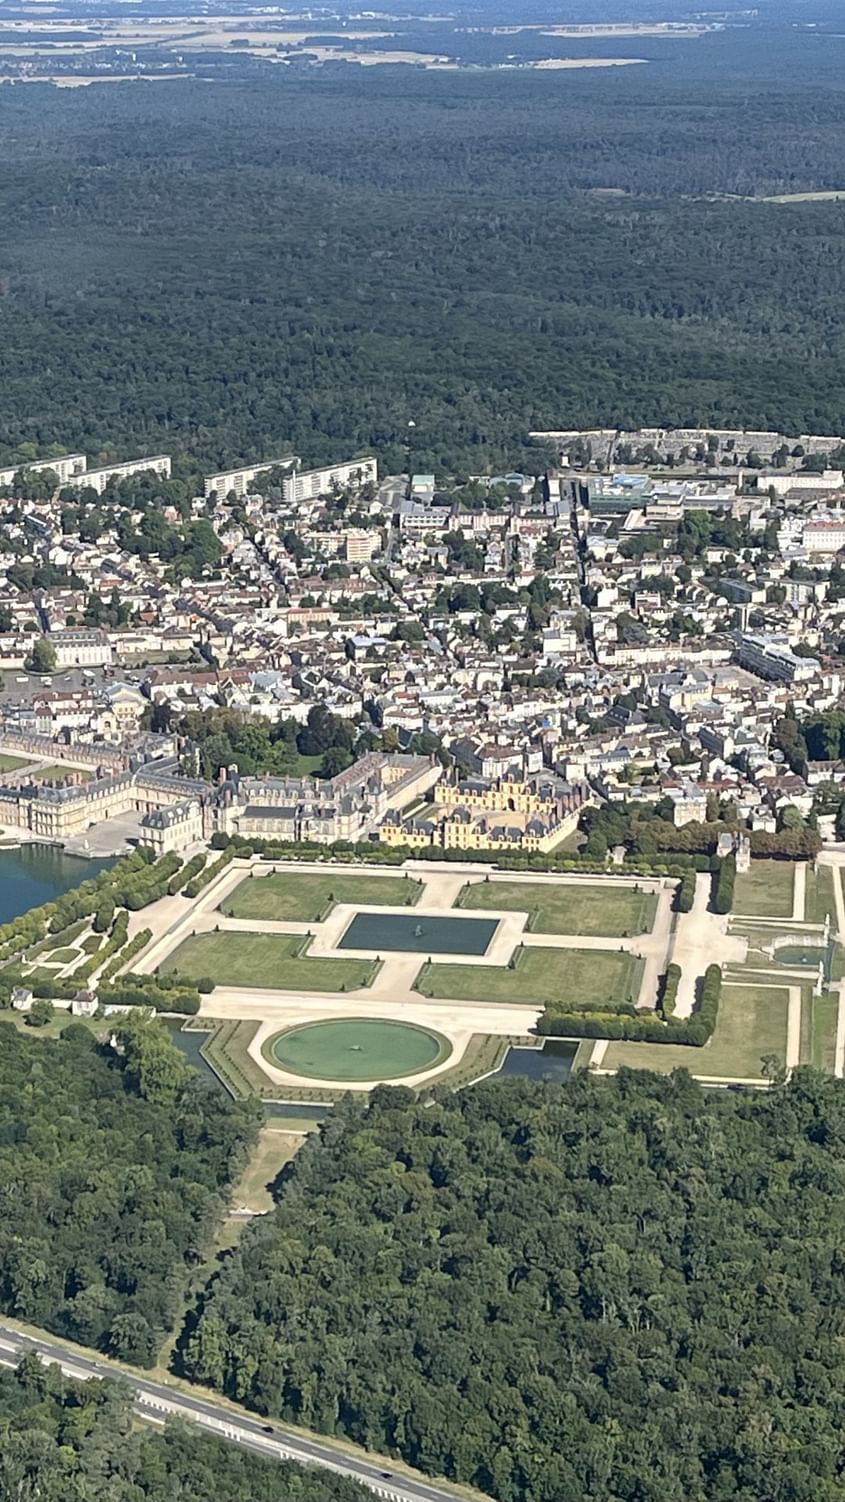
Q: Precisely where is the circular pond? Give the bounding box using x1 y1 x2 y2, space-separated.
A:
264 1018 451 1082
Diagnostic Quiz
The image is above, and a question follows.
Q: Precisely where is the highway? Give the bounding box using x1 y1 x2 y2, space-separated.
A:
0 1323 462 1502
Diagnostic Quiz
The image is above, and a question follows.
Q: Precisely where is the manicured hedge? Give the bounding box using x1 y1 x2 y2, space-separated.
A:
676 870 695 913
100 928 153 981
712 857 736 915
100 982 200 1015
540 964 721 1048
660 963 681 1017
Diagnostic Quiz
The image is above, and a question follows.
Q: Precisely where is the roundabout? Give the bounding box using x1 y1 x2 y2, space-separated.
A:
261 1017 452 1083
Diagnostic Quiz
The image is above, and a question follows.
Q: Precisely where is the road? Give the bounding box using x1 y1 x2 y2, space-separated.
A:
0 1323 462 1502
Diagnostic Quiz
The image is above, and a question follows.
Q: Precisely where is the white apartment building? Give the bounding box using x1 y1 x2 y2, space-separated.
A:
763 470 844 496
802 518 845 553
204 454 377 504
343 529 380 563
736 632 818 683
80 455 171 496
203 455 299 500
0 454 88 488
281 457 377 504
0 453 170 495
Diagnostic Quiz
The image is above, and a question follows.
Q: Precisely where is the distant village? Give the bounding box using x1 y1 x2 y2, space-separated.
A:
0 424 844 857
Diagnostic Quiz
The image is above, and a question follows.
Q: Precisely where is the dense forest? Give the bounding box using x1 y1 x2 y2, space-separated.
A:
0 1020 258 1366
0 1355 370 1502
186 1072 845 1502
1 36 845 476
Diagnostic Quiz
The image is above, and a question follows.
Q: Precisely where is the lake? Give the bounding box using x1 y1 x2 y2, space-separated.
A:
0 844 113 924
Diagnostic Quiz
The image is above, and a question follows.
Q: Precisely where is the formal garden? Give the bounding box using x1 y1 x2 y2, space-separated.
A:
455 877 657 936
219 870 422 922
162 931 379 992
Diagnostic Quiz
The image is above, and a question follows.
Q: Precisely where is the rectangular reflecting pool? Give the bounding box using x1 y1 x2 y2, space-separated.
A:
494 1039 577 1084
338 911 498 955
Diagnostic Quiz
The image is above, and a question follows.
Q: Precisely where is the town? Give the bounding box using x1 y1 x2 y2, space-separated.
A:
0 427 843 860
0 423 842 1106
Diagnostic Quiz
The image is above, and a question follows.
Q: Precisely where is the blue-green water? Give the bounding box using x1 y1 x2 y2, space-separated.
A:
0 844 113 924
165 1023 330 1123
495 1040 577 1084
775 946 826 969
338 911 498 955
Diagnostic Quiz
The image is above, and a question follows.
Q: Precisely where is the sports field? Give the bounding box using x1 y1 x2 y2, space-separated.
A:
733 861 795 918
220 870 421 921
418 946 643 1008
263 1018 449 1081
456 879 657 936
161 931 375 991
604 984 789 1079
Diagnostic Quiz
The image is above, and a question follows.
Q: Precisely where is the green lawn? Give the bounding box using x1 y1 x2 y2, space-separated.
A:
161 931 376 992
42 947 81 964
456 878 657 937
804 864 836 927
733 861 796 918
0 1013 102 1041
418 946 643 1008
26 763 92 783
811 993 839 1073
0 752 30 773
220 871 421 922
604 984 790 1080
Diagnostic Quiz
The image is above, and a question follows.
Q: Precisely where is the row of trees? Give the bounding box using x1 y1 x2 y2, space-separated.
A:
581 801 822 861
0 849 165 970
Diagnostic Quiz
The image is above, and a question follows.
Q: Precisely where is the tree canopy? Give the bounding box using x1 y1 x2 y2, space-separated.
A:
0 1021 258 1366
0 1355 370 1502
186 1071 845 1502
2 57 845 477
